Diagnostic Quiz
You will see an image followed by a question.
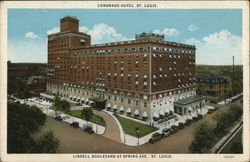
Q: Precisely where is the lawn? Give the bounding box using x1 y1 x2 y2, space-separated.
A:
114 115 158 138
69 110 106 127
49 106 105 127
220 128 243 153
206 96 226 104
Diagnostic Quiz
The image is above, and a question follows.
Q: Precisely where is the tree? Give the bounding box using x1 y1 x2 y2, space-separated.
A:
33 131 60 153
213 111 234 137
53 96 61 115
229 141 243 153
189 122 216 153
229 104 243 121
7 102 59 153
61 100 70 113
81 108 93 125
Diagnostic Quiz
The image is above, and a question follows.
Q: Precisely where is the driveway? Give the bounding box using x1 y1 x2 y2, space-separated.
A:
93 110 121 143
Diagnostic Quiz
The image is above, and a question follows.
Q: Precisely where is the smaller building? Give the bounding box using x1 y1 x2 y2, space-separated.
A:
174 95 205 116
197 75 232 96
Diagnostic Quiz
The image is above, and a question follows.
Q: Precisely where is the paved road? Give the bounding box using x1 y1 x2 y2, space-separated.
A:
40 100 242 153
93 110 121 143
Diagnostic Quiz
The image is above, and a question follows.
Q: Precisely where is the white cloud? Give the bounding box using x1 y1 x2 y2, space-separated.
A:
87 23 129 44
188 24 199 32
46 24 129 44
42 9 48 13
153 28 180 37
8 39 47 63
185 30 242 65
185 38 200 45
24 32 38 39
79 26 88 33
46 27 60 35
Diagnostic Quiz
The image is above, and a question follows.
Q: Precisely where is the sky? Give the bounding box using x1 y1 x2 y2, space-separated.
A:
8 9 242 65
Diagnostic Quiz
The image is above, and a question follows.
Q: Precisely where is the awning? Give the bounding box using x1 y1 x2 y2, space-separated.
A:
134 110 139 115
77 96 80 100
107 103 111 107
143 111 148 117
188 107 193 112
153 112 159 118
69 95 72 99
160 110 165 116
113 104 117 109
85 98 89 103
73 96 76 99
120 106 124 111
81 97 85 101
164 108 170 114
126 108 131 113
170 107 174 112
89 101 94 104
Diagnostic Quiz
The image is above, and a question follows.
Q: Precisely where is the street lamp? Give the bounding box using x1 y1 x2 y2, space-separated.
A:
96 122 98 133
135 127 140 146
124 130 126 144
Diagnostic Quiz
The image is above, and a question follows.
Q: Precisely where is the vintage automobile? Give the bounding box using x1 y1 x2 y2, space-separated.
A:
161 128 171 138
53 115 62 121
70 121 79 128
149 132 162 144
83 126 94 134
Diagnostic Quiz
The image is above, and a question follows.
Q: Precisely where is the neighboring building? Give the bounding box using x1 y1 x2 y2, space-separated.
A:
174 95 205 116
197 75 232 96
46 16 199 122
27 76 47 96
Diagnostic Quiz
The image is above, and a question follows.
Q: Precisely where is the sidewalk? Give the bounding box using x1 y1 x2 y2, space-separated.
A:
209 121 243 153
22 98 105 135
218 93 243 105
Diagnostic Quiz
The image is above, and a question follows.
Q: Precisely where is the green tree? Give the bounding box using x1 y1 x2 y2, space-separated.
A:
229 104 243 121
189 122 216 153
33 131 60 153
61 100 70 113
7 102 60 153
81 108 93 124
229 141 243 153
53 96 62 115
213 111 234 137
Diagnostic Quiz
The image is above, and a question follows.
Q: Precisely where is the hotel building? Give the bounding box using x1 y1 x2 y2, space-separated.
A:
46 16 204 122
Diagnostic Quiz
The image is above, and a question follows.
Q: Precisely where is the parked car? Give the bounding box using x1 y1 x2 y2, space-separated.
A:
149 132 162 144
53 115 62 121
197 114 203 120
178 122 185 129
83 126 94 134
193 116 198 122
70 121 79 128
170 125 178 134
185 119 192 125
207 109 214 114
161 128 171 138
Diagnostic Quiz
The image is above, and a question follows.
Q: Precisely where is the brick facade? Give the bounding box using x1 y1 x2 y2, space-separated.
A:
47 16 197 122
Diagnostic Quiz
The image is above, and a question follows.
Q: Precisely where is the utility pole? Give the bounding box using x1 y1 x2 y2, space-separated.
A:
232 56 234 97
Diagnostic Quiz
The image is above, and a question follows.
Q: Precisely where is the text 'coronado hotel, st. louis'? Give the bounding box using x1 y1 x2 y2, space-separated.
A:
46 16 206 124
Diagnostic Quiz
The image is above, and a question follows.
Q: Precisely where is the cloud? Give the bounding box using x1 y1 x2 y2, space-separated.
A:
87 23 129 44
185 30 242 65
187 24 199 32
79 26 88 33
24 32 38 39
47 24 130 44
153 28 180 37
185 38 200 45
42 9 48 13
47 27 60 35
8 39 47 63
